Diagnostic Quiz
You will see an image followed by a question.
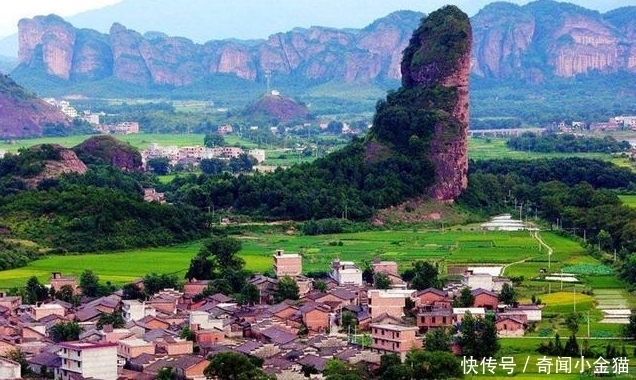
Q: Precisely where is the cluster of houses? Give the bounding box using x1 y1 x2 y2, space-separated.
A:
0 252 542 379
141 143 266 169
43 98 140 135
558 115 636 132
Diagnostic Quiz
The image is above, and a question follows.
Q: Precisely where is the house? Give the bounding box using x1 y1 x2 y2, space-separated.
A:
30 303 66 321
143 354 209 380
472 288 499 310
155 336 193 356
299 302 330 333
367 289 416 320
189 310 225 331
505 303 542 322
495 315 526 337
49 272 78 295
122 300 156 322
28 351 61 377
369 323 422 361
0 297 21 316
273 249 302 277
462 270 512 292
415 288 450 307
452 307 486 323
329 260 363 286
248 275 278 304
341 305 371 330
118 338 155 362
371 258 399 276
416 306 453 332
183 279 212 298
55 341 118 380
0 357 21 379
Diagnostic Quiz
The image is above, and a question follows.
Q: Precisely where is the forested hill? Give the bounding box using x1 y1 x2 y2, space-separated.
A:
163 6 473 220
0 141 208 254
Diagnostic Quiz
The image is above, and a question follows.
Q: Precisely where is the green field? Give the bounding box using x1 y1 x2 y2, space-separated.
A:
468 137 617 161
0 229 587 288
619 194 636 208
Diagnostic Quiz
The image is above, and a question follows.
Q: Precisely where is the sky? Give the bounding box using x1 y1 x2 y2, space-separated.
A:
0 0 634 41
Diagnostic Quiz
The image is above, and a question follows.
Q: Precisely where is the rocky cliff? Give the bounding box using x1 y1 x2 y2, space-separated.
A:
16 11 422 87
471 1 636 80
368 5 471 202
13 2 636 88
0 74 70 138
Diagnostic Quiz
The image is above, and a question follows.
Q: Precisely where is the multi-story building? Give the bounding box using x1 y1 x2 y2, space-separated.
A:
50 272 78 294
367 289 416 320
370 323 422 361
56 342 118 380
121 300 156 322
273 249 302 277
329 260 362 286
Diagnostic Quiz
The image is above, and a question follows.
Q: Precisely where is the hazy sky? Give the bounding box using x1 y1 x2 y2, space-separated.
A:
0 0 634 40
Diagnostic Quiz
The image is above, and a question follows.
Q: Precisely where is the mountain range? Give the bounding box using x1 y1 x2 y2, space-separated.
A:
6 0 636 95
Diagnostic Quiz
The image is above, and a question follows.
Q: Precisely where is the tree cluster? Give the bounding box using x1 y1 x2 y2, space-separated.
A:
507 132 631 153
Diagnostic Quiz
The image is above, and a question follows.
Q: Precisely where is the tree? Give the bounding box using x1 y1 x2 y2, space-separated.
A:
203 236 244 271
404 349 462 380
377 354 410 380
185 255 215 281
146 157 171 175
200 158 227 175
498 283 517 305
4 348 31 377
457 310 478 357
273 276 299 303
314 279 327 292
480 313 500 358
204 132 226 148
323 358 367 380
596 229 613 251
373 272 392 289
121 282 144 300
97 311 125 329
456 287 474 307
340 311 357 333
623 314 636 340
79 269 100 297
179 326 195 341
565 311 582 336
424 327 451 352
143 273 181 295
406 261 441 290
55 284 76 304
238 283 260 306
203 352 273 380
50 321 84 342
156 366 177 380
24 276 48 304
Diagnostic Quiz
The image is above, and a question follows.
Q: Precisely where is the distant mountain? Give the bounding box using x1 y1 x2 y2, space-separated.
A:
8 0 636 95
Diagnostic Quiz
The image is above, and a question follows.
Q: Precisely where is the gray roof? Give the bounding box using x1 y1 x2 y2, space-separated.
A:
261 326 297 345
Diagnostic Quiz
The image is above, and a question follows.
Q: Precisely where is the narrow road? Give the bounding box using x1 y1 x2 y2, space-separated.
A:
500 231 552 276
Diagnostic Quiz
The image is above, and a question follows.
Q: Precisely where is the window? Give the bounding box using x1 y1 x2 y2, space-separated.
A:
420 316 425 323
442 316 447 324
395 332 400 338
432 316 436 323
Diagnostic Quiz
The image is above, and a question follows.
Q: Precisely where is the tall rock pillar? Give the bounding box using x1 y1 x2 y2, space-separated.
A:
400 6 472 201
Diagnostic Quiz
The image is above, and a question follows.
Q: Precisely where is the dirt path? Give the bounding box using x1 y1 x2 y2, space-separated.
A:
500 231 552 276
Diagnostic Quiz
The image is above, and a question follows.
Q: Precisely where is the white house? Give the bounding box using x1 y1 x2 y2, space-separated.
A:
329 260 362 286
56 342 118 380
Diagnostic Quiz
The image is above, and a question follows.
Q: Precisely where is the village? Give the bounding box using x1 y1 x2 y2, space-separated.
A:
0 246 543 380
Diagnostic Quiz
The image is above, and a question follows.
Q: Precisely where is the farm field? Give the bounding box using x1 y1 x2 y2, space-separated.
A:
0 229 591 288
619 194 636 208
